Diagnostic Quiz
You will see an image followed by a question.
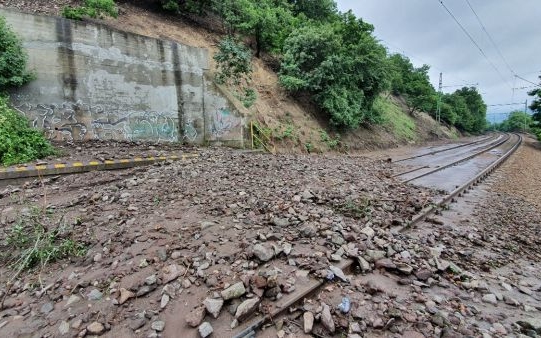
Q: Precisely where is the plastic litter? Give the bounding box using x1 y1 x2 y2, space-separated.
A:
337 297 351 313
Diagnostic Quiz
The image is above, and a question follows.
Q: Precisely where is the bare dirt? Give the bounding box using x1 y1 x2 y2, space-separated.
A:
1 0 458 154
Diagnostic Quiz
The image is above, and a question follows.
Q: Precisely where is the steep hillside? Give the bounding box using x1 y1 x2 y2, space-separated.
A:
0 0 459 152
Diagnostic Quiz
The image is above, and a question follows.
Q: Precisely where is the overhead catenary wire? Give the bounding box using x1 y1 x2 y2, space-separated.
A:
464 0 516 77
435 0 513 90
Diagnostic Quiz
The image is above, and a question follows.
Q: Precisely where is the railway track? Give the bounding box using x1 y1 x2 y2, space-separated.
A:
233 133 523 337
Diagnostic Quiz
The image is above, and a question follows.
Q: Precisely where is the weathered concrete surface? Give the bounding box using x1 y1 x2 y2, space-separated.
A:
1 9 245 146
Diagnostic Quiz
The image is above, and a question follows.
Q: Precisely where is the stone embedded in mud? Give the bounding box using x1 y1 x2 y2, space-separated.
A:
198 322 213 338
272 217 290 227
118 288 135 305
303 312 314 333
235 298 260 322
86 322 105 335
151 321 165 332
203 297 224 319
321 303 335 333
517 318 541 333
482 293 498 305
253 243 274 262
356 256 371 273
221 282 246 300
415 268 433 281
375 258 396 270
186 306 206 328
161 264 183 284
365 250 386 262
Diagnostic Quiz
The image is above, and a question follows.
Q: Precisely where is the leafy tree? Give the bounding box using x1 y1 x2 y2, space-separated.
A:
454 87 486 133
289 0 337 21
0 17 34 91
279 11 389 128
528 76 541 125
495 111 532 132
388 54 437 114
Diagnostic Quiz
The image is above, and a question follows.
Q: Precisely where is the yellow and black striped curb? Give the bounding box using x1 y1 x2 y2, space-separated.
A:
0 153 199 181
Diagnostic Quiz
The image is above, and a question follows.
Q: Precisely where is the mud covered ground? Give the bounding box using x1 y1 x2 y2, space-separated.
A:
0 136 540 338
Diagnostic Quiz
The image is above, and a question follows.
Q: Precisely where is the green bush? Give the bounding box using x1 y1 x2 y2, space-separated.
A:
0 17 34 90
62 0 118 20
214 36 253 86
0 96 56 166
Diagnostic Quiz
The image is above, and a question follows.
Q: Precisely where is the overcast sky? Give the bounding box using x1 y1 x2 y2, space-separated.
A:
335 0 541 123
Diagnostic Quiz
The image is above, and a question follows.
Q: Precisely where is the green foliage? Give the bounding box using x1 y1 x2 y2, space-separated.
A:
279 12 389 128
0 17 34 91
214 36 252 86
319 129 341 149
336 197 372 219
0 96 56 166
6 207 87 270
493 111 533 133
291 0 337 21
274 123 299 142
62 0 118 20
162 0 180 12
374 96 417 141
528 76 541 126
388 54 437 114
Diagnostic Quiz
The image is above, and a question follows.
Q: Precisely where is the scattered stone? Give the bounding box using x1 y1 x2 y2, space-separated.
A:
356 257 371 273
253 243 274 262
59 321 70 335
365 250 386 262
86 322 104 335
204 297 224 319
303 312 314 333
482 294 498 305
517 318 541 333
321 303 335 333
118 288 135 305
87 289 103 301
492 322 507 335
329 265 348 282
145 274 157 285
128 317 146 330
235 298 260 322
66 295 81 307
360 226 375 238
272 218 290 227
198 322 213 338
40 302 54 314
151 321 165 332
160 294 170 309
162 264 183 284
375 258 396 270
186 306 206 328
221 282 246 300
93 253 102 262
415 268 433 281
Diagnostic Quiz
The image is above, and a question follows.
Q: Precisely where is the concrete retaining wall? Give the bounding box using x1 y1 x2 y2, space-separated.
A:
1 9 245 146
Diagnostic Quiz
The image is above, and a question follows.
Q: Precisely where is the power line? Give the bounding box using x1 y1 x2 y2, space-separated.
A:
435 0 513 89
464 0 516 77
487 102 524 107
515 75 539 87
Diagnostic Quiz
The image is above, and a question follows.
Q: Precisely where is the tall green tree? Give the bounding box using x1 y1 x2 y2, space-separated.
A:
289 0 337 21
387 54 437 114
279 11 389 128
528 76 541 124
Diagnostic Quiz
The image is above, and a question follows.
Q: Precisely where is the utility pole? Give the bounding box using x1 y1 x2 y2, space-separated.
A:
436 72 443 123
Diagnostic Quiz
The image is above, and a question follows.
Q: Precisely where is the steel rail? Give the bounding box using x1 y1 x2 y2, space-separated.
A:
233 133 522 338
392 134 497 163
402 133 510 183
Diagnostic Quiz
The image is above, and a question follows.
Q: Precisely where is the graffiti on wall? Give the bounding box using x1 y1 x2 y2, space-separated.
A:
11 96 179 142
209 108 241 138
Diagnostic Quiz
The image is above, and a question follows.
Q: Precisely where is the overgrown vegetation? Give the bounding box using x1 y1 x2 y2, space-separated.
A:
491 110 541 138
0 18 55 166
0 17 34 89
374 96 417 141
528 76 541 140
156 0 487 133
214 36 257 108
62 0 118 20
5 206 87 271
